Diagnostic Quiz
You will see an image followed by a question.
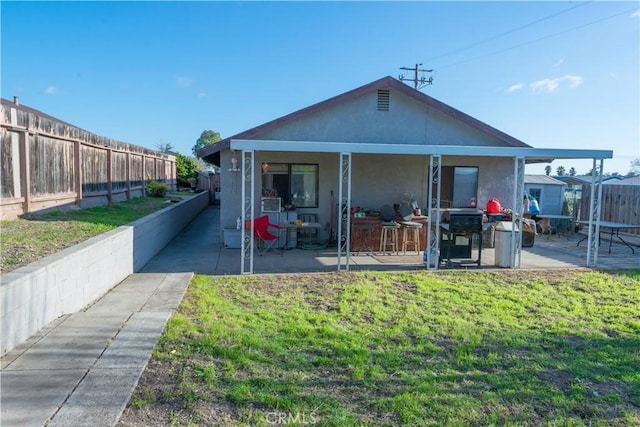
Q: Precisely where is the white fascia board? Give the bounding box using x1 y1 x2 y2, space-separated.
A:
230 139 613 160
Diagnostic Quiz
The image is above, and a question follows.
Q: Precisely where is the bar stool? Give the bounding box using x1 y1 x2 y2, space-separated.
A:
401 221 422 254
379 221 400 254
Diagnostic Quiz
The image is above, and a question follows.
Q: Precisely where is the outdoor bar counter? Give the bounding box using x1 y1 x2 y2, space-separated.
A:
350 215 429 252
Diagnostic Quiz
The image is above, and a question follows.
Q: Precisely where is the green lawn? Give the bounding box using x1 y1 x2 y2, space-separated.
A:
123 269 640 426
0 194 192 273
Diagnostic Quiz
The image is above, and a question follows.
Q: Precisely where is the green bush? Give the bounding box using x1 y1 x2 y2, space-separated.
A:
146 177 168 197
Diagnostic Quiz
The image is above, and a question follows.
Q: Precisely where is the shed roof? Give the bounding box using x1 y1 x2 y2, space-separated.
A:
525 174 566 186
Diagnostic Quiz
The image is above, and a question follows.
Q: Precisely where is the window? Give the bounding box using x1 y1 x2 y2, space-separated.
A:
452 167 479 207
262 163 319 208
436 166 479 208
528 188 541 205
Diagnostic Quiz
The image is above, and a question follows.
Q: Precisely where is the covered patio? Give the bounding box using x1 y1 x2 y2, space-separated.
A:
232 140 614 274
144 205 638 276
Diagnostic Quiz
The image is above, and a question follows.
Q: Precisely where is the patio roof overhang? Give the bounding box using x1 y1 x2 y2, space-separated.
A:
230 139 613 162
231 138 612 274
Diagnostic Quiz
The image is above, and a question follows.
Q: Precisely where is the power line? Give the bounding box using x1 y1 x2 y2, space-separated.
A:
434 6 638 71
425 1 592 64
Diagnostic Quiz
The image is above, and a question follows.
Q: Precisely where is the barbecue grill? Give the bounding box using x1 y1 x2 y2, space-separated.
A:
439 209 484 268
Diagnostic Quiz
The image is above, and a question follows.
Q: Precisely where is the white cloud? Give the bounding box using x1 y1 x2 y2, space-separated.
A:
44 85 58 95
175 76 193 87
631 10 639 18
197 91 207 98
553 58 564 67
506 83 525 93
530 75 583 94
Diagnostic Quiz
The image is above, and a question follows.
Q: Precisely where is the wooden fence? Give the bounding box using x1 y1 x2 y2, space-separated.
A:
1 98 176 220
579 184 640 235
196 170 221 205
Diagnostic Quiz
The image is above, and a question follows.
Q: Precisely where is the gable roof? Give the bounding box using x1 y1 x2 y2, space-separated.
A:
199 76 531 164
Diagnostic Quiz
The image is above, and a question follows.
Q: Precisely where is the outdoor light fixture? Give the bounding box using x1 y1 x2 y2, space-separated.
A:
261 162 270 173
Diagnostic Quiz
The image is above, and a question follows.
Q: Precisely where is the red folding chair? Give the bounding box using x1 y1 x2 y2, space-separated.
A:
246 215 281 255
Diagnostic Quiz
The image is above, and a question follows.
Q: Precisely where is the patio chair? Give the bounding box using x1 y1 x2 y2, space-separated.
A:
246 215 281 255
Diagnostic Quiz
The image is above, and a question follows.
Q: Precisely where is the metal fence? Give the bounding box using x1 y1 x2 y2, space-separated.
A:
1 98 176 219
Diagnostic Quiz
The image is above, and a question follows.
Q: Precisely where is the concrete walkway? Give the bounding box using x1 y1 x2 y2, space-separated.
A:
0 206 224 427
2 205 638 426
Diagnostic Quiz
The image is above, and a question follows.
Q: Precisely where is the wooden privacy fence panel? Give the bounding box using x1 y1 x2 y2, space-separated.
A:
30 135 75 196
112 151 128 191
0 131 16 198
0 98 176 219
580 184 640 235
81 145 108 193
130 154 144 188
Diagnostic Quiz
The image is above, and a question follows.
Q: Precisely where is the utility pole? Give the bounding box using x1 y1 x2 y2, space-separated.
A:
399 64 434 89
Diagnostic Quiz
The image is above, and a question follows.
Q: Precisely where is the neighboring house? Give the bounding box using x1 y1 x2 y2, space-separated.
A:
604 175 640 186
524 175 566 215
557 175 624 187
198 76 613 272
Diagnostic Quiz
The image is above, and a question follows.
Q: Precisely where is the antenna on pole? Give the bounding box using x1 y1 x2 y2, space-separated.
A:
399 63 434 90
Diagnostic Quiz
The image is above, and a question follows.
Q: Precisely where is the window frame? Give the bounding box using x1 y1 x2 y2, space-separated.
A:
261 163 319 208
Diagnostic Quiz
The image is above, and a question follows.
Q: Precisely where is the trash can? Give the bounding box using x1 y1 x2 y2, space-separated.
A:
494 221 519 267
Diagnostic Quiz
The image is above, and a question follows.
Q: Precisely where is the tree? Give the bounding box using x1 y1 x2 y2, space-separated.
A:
544 165 552 176
175 153 199 188
569 167 576 176
627 158 640 177
192 130 221 156
556 166 566 176
157 141 174 153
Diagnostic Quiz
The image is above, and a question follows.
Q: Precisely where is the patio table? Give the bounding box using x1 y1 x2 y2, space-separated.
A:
576 220 640 254
280 222 323 249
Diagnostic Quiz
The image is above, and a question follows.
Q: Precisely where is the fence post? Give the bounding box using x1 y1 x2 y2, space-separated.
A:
74 140 82 204
142 154 146 195
125 152 131 200
19 130 31 214
107 148 112 204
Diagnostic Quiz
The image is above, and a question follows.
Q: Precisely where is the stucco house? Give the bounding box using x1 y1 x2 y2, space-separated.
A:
198 76 612 272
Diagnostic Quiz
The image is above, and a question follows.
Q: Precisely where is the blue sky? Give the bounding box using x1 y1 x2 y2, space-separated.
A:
2 1 638 175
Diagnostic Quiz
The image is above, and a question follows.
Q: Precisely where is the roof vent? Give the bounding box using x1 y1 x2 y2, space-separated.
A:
377 89 389 111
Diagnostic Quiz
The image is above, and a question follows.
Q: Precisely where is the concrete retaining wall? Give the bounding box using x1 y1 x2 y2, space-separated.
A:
1 192 208 355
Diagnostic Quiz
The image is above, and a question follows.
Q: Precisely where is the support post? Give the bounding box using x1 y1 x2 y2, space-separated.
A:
337 153 351 271
426 154 441 270
586 158 604 267
241 150 255 274
512 157 525 269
